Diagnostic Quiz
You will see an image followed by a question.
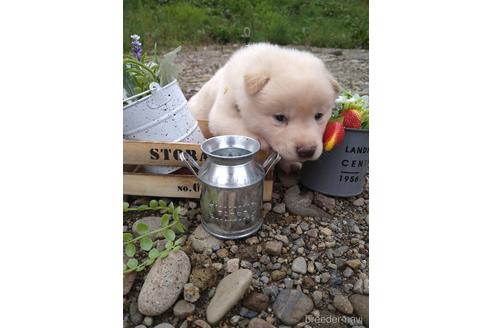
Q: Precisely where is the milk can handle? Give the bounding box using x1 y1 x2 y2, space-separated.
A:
262 152 281 175
179 151 200 178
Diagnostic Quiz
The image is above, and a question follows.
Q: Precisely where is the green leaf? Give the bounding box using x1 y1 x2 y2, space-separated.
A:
123 232 133 242
140 236 153 251
136 265 145 272
173 208 180 221
127 258 138 269
164 229 176 242
123 202 130 212
165 241 173 250
158 199 167 207
123 263 127 271
148 248 160 260
175 237 184 246
168 202 174 212
137 204 149 211
160 249 171 258
136 222 149 235
161 214 170 227
175 222 185 233
125 243 136 257
173 245 181 252
149 200 158 208
159 46 184 86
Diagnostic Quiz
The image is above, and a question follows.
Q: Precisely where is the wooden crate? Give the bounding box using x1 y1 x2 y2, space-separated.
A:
123 120 274 201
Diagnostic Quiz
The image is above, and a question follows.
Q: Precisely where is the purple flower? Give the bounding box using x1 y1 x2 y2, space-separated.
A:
130 34 142 61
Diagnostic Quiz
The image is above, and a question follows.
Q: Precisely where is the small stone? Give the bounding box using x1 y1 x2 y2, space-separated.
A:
260 276 270 284
189 224 223 253
274 235 289 246
353 198 365 206
243 292 270 312
231 315 242 324
264 241 283 255
212 262 223 271
272 289 314 325
206 269 253 324
183 283 200 303
320 227 333 237
363 278 369 294
190 266 218 290
295 238 305 247
284 277 294 289
307 262 315 273
129 300 143 325
302 276 315 288
248 318 275 328
273 203 286 214
306 229 318 238
240 307 258 319
312 291 323 306
334 246 349 257
297 247 305 255
231 245 239 253
299 222 310 231
123 271 136 296
333 295 353 315
349 294 369 326
343 267 354 278
284 185 328 218
314 193 336 209
263 202 272 212
271 270 286 281
226 258 240 273
216 248 229 258
241 260 253 269
263 285 279 299
188 201 197 209
138 250 191 316
345 259 362 270
194 320 211 328
143 316 153 326
292 257 307 274
246 236 260 245
353 279 364 294
153 324 174 328
173 300 196 319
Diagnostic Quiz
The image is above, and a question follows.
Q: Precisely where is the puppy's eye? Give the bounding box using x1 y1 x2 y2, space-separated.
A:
314 113 324 120
274 114 287 123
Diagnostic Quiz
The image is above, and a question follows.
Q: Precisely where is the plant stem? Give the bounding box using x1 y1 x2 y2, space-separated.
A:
124 222 177 245
124 206 167 212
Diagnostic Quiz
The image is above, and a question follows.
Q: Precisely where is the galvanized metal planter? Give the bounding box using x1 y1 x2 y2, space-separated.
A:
300 128 369 197
123 80 205 174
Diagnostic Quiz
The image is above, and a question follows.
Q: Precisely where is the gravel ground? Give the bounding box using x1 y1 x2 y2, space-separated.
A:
174 44 369 100
123 44 369 328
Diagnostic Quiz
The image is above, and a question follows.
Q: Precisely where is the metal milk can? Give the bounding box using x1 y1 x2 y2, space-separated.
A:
179 135 281 239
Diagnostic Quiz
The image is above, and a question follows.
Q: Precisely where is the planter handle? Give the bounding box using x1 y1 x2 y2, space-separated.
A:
262 152 281 176
179 151 201 178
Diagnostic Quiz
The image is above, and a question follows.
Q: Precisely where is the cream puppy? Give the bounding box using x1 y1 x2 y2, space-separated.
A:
188 43 340 172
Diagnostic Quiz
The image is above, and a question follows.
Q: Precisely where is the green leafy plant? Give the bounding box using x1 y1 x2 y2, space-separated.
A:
123 199 186 274
123 34 183 99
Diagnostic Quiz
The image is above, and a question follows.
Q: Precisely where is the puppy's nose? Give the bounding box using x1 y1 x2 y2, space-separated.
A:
296 145 316 158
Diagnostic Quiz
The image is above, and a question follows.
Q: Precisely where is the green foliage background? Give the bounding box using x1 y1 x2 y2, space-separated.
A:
124 0 369 50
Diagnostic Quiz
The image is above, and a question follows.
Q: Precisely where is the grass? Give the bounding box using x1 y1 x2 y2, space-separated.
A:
123 0 369 51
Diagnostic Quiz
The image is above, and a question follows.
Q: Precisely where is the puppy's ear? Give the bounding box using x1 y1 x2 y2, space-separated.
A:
330 79 341 94
244 74 270 96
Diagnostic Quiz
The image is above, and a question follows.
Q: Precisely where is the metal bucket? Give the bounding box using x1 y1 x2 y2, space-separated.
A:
123 80 205 174
180 136 281 239
300 128 369 197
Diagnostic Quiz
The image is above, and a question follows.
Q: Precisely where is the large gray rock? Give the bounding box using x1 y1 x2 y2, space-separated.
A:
189 224 223 252
206 269 253 324
137 250 191 316
272 289 314 325
349 294 369 326
292 257 307 274
284 185 329 217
